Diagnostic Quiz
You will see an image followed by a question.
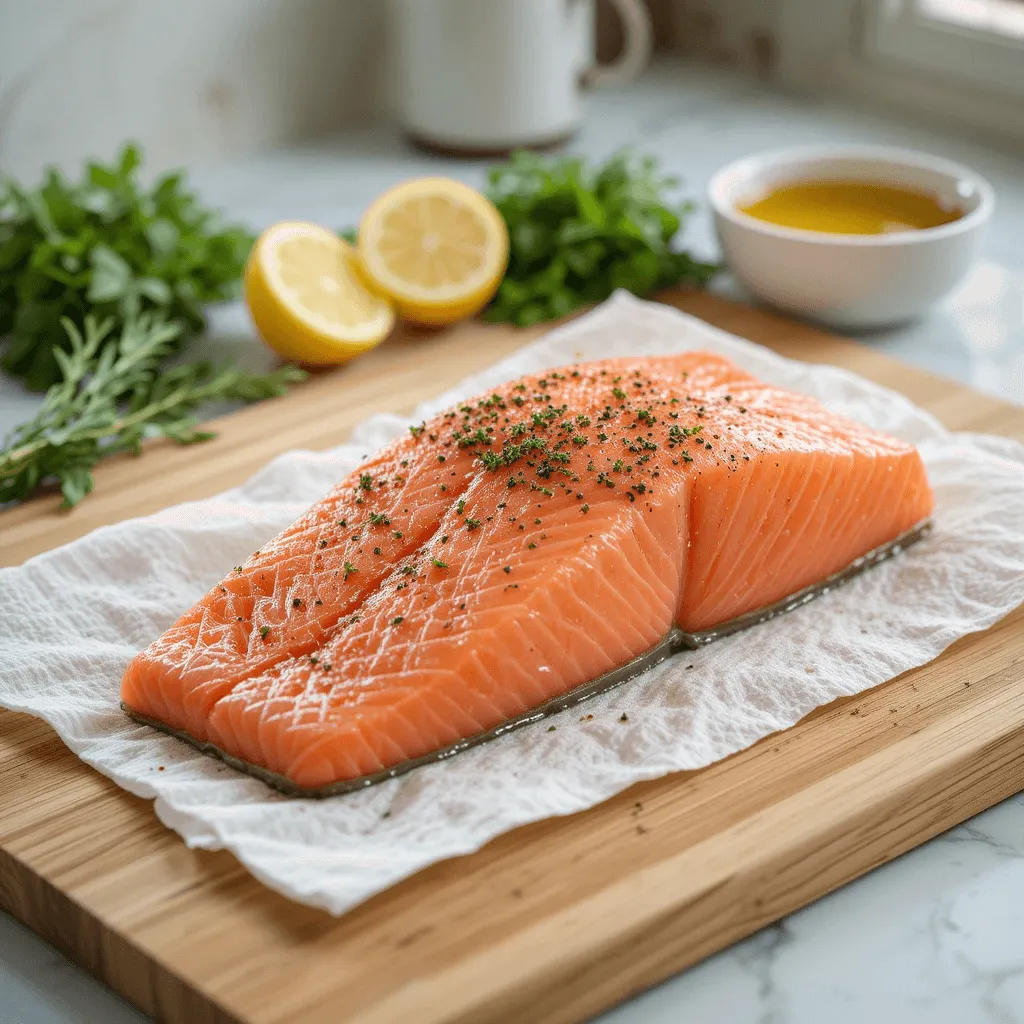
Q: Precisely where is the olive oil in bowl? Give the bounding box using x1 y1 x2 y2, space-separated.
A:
709 146 993 327
738 180 963 235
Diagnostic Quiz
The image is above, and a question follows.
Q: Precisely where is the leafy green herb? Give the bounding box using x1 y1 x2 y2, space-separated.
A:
0 143 255 391
483 150 718 327
0 315 304 507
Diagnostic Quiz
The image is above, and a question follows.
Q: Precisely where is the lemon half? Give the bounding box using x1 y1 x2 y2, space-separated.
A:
245 221 395 365
357 178 509 326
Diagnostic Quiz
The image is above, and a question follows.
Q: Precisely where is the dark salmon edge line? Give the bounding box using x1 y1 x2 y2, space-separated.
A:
120 519 933 800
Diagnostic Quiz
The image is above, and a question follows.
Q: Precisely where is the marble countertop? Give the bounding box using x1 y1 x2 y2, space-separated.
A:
2 62 1022 1024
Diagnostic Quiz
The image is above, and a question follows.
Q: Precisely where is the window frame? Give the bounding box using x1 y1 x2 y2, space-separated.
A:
865 0 1024 99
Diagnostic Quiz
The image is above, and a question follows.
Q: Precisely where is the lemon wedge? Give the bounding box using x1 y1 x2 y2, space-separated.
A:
245 221 395 365
357 178 509 326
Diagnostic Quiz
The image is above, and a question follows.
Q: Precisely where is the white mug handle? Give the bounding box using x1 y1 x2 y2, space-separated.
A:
583 0 654 88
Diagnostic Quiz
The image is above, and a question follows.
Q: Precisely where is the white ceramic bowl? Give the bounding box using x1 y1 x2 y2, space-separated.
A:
709 145 994 329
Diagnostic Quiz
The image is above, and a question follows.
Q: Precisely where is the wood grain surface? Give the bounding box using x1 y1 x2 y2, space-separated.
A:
1 291 1022 1024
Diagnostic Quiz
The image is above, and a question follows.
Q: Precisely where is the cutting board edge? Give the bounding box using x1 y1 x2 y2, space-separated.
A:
0 838 241 1024
2 650 1023 1024
417 674 1024 1024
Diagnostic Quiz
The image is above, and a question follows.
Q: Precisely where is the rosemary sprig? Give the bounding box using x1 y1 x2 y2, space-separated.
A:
0 315 305 507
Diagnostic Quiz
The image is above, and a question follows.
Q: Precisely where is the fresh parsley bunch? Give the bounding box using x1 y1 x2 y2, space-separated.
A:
0 144 254 391
483 150 717 327
0 315 305 507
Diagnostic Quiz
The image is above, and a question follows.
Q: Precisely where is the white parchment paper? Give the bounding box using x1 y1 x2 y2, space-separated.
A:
3 292 1024 915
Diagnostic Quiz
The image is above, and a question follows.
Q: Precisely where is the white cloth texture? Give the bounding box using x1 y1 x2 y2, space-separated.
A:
2 292 1023 915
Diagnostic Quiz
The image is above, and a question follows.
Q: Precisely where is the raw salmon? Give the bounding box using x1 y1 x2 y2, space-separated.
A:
122 352 933 792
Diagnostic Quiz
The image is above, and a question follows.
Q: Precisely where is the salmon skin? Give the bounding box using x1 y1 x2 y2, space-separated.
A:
122 352 934 796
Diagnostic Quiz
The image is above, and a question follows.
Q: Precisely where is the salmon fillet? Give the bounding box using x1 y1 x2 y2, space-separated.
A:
122 352 933 792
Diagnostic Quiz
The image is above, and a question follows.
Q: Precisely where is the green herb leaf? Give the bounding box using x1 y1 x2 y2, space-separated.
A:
87 245 133 303
0 143 256 391
483 149 718 327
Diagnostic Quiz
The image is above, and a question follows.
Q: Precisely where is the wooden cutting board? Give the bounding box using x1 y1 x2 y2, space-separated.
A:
2 291 1023 1024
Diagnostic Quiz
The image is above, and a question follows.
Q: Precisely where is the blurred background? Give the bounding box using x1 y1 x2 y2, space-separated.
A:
4 0 1022 404
3 0 1023 179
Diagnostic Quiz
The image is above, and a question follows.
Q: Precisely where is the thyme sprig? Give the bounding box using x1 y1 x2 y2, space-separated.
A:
0 315 304 507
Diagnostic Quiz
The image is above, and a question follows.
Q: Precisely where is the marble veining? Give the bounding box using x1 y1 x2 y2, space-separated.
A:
600 795 1024 1024
1 62 1023 1024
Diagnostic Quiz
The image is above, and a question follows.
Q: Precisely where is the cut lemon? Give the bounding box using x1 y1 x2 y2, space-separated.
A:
357 178 509 326
245 221 395 365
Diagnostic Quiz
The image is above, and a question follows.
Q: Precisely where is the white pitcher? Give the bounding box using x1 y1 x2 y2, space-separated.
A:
391 0 653 154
